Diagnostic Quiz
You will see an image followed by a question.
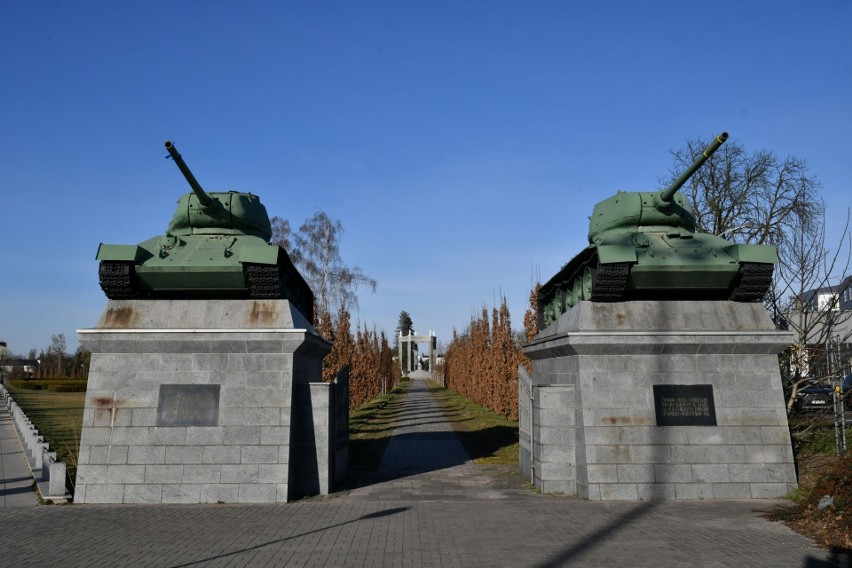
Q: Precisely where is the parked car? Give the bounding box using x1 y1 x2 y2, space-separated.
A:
793 382 834 412
841 374 852 403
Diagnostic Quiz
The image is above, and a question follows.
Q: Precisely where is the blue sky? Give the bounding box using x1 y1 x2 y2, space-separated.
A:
2 2 850 355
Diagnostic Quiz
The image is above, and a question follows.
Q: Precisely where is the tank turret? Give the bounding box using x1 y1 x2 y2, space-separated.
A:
96 142 314 319
163 141 272 240
538 132 777 327
587 133 728 243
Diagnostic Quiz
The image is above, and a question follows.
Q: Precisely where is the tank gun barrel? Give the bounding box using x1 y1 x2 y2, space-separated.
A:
658 132 728 203
164 140 215 208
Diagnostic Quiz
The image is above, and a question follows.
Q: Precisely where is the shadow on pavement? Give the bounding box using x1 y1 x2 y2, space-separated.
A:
802 548 852 567
533 501 660 568
453 424 518 461
169 506 409 568
0 484 36 498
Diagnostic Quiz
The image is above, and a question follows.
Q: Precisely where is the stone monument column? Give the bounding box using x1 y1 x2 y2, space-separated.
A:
76 299 332 504
521 301 797 500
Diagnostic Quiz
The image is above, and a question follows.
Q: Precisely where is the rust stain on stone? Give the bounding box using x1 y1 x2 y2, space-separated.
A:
102 306 138 328
247 300 279 327
604 415 650 426
612 445 631 460
91 396 125 424
614 311 627 327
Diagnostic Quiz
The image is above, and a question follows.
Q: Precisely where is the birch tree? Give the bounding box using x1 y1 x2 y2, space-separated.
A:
270 211 376 320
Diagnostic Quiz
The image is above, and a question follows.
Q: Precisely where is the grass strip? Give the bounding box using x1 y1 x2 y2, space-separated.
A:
425 380 519 465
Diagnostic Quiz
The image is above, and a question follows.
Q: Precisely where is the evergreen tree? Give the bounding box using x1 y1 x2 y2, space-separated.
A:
394 310 417 372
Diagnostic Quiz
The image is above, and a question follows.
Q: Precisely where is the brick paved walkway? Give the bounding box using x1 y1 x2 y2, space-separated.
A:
0 379 846 567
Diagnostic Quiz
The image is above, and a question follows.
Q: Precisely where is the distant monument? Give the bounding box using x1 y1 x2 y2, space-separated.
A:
398 330 437 380
76 142 346 504
520 133 796 499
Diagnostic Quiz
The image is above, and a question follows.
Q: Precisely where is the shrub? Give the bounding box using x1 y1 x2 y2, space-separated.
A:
317 308 398 410
10 380 45 390
48 383 88 393
769 456 852 549
9 379 87 391
444 297 527 420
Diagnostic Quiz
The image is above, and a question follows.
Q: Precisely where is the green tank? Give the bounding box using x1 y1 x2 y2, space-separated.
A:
96 141 314 318
538 132 777 326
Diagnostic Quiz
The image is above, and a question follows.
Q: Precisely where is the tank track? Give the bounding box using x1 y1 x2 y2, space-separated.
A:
244 261 315 319
730 262 774 302
539 249 632 325
590 261 631 301
98 261 139 299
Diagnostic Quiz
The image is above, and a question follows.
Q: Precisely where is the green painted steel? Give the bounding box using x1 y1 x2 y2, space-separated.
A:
96 141 314 317
538 132 777 327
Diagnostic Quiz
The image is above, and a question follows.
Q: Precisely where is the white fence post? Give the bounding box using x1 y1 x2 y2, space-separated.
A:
0 384 70 501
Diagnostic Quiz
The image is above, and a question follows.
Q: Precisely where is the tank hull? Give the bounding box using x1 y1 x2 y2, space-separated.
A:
538 232 777 327
97 234 314 318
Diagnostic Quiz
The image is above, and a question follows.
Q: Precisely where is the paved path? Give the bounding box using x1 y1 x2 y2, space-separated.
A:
0 397 39 507
0 379 847 567
344 377 528 502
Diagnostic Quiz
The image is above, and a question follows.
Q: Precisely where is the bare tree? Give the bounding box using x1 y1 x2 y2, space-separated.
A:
271 211 376 319
47 333 67 377
269 216 294 256
661 136 820 245
664 135 851 414
773 209 852 411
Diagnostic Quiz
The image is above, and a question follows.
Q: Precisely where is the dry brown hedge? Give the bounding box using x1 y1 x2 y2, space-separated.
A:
443 297 531 420
317 308 398 410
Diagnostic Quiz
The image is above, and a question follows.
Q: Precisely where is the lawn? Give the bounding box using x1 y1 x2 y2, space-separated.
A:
425 380 519 465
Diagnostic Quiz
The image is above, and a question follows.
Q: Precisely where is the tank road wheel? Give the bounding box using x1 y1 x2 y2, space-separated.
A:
582 266 595 300
573 278 583 304
565 285 575 310
590 262 631 301
98 261 139 299
730 263 774 302
244 263 284 299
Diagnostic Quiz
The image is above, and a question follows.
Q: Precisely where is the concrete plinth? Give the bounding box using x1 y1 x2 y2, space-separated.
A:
520 301 797 500
76 299 334 504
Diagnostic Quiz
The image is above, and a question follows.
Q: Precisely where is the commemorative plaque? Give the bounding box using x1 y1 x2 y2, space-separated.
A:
157 384 221 427
653 384 717 426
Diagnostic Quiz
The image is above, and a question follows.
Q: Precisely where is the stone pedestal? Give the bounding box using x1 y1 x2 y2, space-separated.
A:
520 301 797 500
76 299 334 504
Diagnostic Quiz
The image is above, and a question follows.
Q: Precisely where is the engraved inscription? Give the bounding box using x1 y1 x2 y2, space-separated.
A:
157 384 221 427
660 396 711 417
653 384 717 426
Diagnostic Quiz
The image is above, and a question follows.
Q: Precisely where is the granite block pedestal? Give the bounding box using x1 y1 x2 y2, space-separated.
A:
76 299 335 504
520 301 797 500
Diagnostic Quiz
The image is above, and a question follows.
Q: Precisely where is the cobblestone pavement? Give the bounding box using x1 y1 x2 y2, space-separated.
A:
0 401 39 507
0 380 847 567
